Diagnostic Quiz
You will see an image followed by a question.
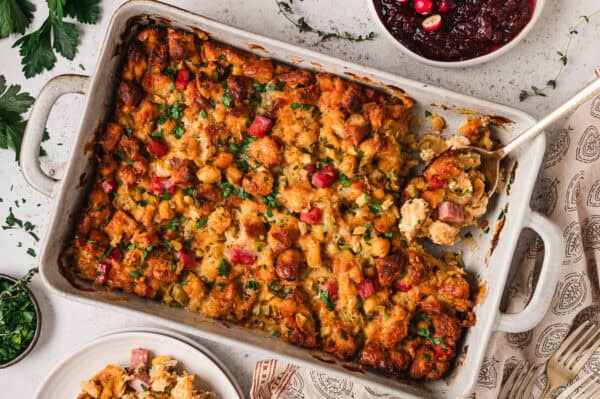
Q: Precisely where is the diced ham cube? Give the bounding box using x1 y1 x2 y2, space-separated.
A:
151 176 175 195
174 250 195 269
130 348 150 370
304 163 316 175
437 201 464 223
147 139 168 158
248 115 273 138
95 262 111 285
99 180 117 194
311 166 338 188
129 371 151 392
357 279 376 299
228 246 256 265
300 207 322 225
175 68 190 90
320 280 338 300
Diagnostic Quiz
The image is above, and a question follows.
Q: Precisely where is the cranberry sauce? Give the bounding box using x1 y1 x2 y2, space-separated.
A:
375 0 534 62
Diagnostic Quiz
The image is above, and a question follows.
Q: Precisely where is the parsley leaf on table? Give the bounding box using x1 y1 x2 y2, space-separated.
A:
0 0 35 38
13 16 79 78
0 75 33 160
64 0 100 24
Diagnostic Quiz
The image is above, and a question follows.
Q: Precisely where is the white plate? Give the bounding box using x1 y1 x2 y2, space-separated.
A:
35 329 244 399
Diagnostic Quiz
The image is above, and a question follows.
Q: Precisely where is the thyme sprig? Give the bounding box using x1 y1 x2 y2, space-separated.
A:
275 0 375 43
519 10 600 101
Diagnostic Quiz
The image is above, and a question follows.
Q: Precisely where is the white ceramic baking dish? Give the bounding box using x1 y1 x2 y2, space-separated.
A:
20 1 562 398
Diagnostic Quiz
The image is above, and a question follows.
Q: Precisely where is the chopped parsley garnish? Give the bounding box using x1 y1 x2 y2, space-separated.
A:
196 217 208 229
339 173 351 188
199 109 207 119
424 110 432 117
183 188 194 196
367 198 382 215
319 289 334 311
222 92 232 107
129 270 141 279
423 353 431 362
245 280 259 290
417 327 430 338
269 282 291 298
356 150 364 159
218 182 249 199
290 102 312 110
383 231 393 238
160 216 185 231
0 268 38 364
267 82 285 91
252 82 266 92
218 259 230 278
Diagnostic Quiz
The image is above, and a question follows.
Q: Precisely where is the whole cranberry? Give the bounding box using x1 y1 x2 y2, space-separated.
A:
414 0 433 15
228 246 257 265
311 166 339 188
175 250 195 269
437 0 455 13
300 207 322 225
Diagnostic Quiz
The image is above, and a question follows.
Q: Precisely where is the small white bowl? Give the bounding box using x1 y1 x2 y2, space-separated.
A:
368 0 546 68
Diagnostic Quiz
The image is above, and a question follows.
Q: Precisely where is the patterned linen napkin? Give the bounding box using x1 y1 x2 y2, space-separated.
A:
250 94 600 399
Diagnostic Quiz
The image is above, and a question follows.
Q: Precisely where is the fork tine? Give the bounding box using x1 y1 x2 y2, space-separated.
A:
554 321 590 359
583 380 600 399
514 363 541 399
499 363 525 399
569 332 600 372
555 373 595 399
559 323 595 363
565 328 600 370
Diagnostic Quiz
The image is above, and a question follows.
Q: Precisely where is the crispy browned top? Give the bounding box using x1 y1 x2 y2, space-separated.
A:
66 25 475 380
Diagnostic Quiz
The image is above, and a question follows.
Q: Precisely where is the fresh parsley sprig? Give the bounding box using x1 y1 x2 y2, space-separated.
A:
276 0 375 43
0 0 36 38
519 10 600 101
0 75 33 160
11 0 101 78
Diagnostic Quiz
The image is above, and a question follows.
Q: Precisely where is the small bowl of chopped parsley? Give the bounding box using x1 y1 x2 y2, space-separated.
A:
0 269 41 368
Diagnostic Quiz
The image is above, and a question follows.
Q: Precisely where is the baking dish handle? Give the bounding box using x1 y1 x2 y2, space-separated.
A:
20 74 89 198
495 210 563 333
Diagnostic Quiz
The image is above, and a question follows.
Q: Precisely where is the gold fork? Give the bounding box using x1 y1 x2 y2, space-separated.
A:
556 373 600 399
540 321 600 399
498 362 541 399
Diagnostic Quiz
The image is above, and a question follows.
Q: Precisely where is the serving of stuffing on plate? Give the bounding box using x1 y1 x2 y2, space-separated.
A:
77 348 216 399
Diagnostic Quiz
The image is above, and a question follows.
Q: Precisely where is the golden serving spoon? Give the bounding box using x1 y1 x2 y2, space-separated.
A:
454 71 600 197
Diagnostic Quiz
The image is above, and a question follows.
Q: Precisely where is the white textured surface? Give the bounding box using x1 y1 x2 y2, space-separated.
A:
0 0 598 397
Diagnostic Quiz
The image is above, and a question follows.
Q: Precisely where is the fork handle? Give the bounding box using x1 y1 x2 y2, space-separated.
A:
540 382 555 399
502 77 600 156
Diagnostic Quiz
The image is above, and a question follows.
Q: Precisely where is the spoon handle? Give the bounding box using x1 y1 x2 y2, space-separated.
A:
502 77 600 156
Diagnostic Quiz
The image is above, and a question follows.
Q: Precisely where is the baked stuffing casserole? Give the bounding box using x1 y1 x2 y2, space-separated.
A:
77 348 216 398
65 25 477 380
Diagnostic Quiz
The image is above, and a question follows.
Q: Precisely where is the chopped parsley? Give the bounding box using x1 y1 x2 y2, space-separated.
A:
290 102 312 110
267 82 285 91
199 109 207 119
319 290 334 311
129 270 141 279
269 282 291 298
245 280 259 290
196 217 208 229
218 259 230 278
222 92 233 107
218 182 249 199
339 173 351 188
0 268 38 364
